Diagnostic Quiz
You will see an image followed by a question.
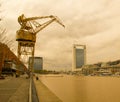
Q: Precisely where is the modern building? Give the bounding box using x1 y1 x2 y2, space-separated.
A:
29 57 43 72
72 44 86 71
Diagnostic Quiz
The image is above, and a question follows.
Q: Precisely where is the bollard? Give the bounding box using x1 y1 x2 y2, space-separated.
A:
36 76 39 80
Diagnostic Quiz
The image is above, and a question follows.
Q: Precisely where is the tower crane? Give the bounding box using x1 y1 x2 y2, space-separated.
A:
16 14 64 73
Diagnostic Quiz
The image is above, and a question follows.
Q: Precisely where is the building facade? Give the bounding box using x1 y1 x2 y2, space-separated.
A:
72 44 86 71
0 43 27 76
29 57 43 72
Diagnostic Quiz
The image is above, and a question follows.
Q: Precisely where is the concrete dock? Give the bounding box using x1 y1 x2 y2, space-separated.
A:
33 77 62 102
0 75 29 102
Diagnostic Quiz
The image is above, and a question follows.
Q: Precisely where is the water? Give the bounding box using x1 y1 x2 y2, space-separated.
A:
39 75 120 102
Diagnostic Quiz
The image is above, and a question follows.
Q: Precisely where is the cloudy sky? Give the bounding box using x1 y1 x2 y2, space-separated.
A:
1 0 120 70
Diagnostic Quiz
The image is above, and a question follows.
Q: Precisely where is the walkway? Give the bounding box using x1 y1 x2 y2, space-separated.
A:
33 77 62 102
0 75 29 102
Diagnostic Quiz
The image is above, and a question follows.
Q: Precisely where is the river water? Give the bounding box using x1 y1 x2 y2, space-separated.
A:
39 75 120 102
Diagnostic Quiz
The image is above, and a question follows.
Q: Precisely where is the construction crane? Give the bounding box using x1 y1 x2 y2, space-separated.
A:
16 14 64 74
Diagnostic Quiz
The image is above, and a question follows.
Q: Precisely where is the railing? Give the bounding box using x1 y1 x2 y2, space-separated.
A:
29 77 39 102
29 78 32 102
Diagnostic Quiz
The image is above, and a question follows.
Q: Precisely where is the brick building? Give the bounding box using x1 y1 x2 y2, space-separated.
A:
0 42 27 76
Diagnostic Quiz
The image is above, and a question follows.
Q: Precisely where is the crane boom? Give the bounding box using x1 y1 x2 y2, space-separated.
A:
34 17 65 33
18 14 53 22
18 14 64 33
16 14 65 42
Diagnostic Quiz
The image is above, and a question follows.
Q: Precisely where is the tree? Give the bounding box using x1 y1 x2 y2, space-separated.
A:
0 3 16 52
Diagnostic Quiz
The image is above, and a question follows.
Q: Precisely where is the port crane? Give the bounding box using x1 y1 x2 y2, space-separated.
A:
16 14 64 73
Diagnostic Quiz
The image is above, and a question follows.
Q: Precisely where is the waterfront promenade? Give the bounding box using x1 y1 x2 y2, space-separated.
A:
0 74 63 102
33 76 62 102
1 74 120 102
0 75 29 102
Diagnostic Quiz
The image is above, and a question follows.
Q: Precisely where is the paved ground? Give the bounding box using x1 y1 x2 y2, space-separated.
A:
33 77 62 102
0 75 30 102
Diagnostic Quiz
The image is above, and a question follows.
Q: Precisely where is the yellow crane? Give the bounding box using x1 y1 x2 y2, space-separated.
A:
16 14 64 73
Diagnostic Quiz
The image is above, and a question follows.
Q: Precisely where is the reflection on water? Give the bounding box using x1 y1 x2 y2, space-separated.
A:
39 75 120 102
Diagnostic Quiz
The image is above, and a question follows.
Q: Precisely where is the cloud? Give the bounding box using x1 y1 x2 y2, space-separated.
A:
1 0 120 70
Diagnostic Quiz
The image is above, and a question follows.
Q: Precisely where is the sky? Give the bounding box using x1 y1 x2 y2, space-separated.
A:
1 0 120 70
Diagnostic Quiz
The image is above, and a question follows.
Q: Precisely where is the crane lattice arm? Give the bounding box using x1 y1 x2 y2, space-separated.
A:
16 14 64 42
18 14 65 34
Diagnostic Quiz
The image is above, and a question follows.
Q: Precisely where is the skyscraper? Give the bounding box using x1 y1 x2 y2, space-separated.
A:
72 44 86 71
